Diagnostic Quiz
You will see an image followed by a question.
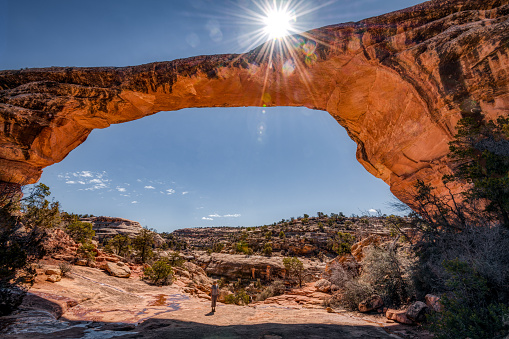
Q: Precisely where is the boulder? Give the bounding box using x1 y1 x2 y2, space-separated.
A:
358 295 383 313
75 259 88 266
425 294 442 312
386 309 413 325
105 262 131 278
406 301 428 322
46 274 61 283
314 279 331 293
45 268 61 276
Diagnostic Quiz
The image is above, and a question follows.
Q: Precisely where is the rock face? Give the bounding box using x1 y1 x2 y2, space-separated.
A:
1 0 508 204
81 216 165 245
82 216 143 240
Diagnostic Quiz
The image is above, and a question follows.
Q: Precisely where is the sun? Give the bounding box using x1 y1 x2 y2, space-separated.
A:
263 8 294 39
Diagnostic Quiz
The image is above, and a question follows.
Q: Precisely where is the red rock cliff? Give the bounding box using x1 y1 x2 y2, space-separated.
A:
0 0 508 205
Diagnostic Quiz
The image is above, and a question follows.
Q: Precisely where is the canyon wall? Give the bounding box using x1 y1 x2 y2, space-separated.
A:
0 0 508 204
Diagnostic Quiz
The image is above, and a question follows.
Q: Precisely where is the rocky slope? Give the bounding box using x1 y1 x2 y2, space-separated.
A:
1 0 508 206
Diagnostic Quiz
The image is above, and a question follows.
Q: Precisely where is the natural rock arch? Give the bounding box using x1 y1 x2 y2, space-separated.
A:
1 0 508 206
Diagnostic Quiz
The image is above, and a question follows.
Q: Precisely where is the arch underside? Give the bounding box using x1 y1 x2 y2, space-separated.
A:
0 0 508 207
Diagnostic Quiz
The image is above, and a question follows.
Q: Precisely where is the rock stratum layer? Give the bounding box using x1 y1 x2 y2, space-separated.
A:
1 0 508 204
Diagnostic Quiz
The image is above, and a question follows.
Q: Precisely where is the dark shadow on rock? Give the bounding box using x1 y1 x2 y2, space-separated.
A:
120 318 396 339
205 311 215 316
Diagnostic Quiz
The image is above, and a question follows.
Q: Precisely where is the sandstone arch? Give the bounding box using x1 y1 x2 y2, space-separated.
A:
1 0 508 206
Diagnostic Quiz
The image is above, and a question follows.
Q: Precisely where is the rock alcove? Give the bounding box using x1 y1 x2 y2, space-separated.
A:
0 0 508 207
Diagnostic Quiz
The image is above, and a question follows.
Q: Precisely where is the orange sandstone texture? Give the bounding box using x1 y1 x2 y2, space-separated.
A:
0 0 508 206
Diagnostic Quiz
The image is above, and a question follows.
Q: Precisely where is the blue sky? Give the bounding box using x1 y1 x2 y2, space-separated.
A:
0 0 422 231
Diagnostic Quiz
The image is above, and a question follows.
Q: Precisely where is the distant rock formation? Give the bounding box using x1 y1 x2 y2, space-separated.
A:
1 0 508 206
81 216 164 245
81 216 143 240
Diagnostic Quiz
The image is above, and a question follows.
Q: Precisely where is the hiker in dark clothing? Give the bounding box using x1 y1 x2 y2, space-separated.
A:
211 280 219 312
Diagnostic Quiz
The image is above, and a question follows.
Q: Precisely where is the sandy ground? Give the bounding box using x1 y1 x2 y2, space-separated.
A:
0 265 430 339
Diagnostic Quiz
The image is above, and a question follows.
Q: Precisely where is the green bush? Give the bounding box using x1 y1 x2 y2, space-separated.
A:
283 257 304 287
77 242 96 263
66 220 95 244
329 232 355 256
224 289 250 305
262 242 273 256
235 240 252 255
143 259 174 286
427 259 509 339
108 234 131 257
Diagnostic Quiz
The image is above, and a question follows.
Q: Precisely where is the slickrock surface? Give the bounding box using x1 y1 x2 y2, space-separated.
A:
0 0 508 205
0 265 425 339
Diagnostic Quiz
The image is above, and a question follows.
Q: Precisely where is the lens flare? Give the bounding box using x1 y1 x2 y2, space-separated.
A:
263 9 294 39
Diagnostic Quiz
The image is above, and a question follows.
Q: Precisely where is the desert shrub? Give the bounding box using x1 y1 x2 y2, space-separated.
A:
427 259 509 339
262 242 273 256
58 262 72 277
212 242 224 253
21 183 61 229
393 114 509 336
255 280 285 301
360 246 413 307
0 183 54 315
66 220 95 244
168 252 185 267
224 288 250 305
77 242 96 263
143 258 174 286
235 240 252 255
279 231 285 239
133 227 155 263
283 257 304 287
108 234 131 257
411 223 509 301
339 245 413 310
327 261 356 290
341 280 374 311
328 231 355 256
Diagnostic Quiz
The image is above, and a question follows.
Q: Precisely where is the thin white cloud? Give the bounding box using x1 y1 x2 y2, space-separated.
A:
85 183 108 191
144 185 155 189
202 217 213 221
182 191 189 195
368 209 377 213
117 187 127 192
224 214 241 218
65 180 76 184
79 171 93 178
131 201 138 204
208 213 221 218
89 179 102 184
137 179 142 182
78 181 86 185
166 189 175 195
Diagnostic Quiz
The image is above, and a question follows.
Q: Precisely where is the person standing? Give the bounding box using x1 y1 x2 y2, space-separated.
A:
211 280 219 312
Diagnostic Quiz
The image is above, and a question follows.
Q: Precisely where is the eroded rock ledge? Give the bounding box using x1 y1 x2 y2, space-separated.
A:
1 0 508 205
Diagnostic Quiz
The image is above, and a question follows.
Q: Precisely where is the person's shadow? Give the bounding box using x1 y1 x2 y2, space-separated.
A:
205 311 215 316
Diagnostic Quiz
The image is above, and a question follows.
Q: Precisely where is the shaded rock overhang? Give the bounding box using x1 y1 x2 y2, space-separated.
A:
1 0 508 206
